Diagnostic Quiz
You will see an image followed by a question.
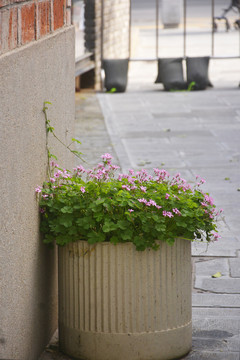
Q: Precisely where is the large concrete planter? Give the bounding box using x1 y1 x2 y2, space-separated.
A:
58 239 192 360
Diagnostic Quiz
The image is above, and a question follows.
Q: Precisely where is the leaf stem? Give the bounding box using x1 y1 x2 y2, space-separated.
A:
43 101 86 178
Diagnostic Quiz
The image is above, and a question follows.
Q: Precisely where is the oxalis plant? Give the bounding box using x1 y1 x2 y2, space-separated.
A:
36 103 222 251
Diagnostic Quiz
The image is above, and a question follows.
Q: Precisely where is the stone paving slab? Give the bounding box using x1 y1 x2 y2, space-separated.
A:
192 293 240 308
194 258 230 277
182 351 240 360
192 236 240 257
192 309 240 334
195 277 240 293
230 259 240 277
183 314 240 359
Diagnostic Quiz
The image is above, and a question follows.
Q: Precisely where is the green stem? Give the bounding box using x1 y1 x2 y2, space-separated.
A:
43 102 86 178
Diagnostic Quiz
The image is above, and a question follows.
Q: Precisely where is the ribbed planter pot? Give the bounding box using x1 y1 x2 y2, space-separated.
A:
58 239 192 360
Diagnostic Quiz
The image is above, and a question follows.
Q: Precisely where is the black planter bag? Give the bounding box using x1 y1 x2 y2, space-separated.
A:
155 58 187 91
186 56 213 90
102 59 129 93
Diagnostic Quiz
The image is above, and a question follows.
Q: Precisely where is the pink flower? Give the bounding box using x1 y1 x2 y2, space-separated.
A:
111 165 120 170
212 233 221 241
138 198 147 204
162 211 174 218
101 153 113 164
165 193 170 200
204 195 214 206
35 186 42 193
80 187 85 193
50 160 59 168
77 165 86 173
54 170 62 178
147 199 157 207
122 185 130 191
101 153 112 160
173 208 181 215
140 186 147 193
127 177 135 184
118 173 128 181
128 209 134 213
97 163 104 169
50 178 56 183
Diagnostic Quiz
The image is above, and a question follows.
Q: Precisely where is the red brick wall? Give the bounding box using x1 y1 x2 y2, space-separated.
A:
0 0 72 55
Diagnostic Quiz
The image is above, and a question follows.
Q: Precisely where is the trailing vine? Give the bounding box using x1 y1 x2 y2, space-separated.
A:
43 101 85 178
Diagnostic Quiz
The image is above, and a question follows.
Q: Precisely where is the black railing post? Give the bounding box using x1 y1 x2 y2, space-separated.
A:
100 0 104 90
156 0 159 59
129 0 132 59
183 0 187 57
212 0 215 56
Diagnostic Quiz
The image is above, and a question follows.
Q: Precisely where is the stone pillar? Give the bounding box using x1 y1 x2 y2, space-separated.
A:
84 0 130 89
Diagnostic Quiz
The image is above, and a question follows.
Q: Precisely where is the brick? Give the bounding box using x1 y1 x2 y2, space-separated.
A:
66 7 71 26
8 6 17 49
37 0 50 38
0 0 10 8
53 0 65 30
0 8 18 53
21 2 35 44
0 12 1 53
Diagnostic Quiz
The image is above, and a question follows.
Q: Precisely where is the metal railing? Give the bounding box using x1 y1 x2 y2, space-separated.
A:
128 0 240 61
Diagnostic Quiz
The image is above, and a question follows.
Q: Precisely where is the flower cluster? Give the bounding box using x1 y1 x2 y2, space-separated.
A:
36 154 222 250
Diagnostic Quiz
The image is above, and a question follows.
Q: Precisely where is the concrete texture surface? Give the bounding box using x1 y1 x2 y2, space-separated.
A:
0 27 75 360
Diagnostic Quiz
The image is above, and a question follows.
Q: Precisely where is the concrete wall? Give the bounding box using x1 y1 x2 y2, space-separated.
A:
85 0 130 88
0 20 75 360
